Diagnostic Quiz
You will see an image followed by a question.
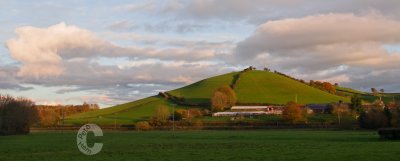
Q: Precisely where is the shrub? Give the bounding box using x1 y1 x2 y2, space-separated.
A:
135 121 152 131
378 128 400 140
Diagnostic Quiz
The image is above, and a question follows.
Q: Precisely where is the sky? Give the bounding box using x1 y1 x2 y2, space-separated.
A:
1 0 400 107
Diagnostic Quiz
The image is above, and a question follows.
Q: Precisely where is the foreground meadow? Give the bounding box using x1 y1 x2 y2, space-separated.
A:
1 130 399 161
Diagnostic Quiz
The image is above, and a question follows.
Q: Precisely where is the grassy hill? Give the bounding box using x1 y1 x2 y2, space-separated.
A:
66 70 351 125
233 71 347 104
171 70 348 104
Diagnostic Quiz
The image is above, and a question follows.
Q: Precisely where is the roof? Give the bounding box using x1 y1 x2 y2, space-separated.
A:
231 106 269 110
213 111 266 116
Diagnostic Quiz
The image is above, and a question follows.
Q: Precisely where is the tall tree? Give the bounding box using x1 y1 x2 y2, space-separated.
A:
211 91 228 112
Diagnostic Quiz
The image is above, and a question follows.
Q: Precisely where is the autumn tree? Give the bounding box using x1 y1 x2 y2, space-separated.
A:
322 82 336 94
211 85 237 112
332 103 352 127
282 101 303 124
211 91 228 112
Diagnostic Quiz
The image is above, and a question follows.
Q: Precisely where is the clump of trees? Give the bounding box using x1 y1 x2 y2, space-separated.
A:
309 80 336 94
0 95 39 135
359 100 389 129
211 85 237 112
282 101 304 124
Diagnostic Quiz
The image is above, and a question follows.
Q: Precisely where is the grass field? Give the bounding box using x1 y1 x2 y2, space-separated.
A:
1 130 399 161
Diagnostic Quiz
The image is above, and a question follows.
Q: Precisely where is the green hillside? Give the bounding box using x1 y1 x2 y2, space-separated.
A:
66 70 350 125
234 71 348 104
65 96 187 125
168 72 237 103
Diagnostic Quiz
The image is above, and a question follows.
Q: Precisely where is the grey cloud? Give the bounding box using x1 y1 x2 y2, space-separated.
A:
161 0 400 24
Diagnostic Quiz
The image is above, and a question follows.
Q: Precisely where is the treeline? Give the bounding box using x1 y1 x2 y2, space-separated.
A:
36 103 99 127
0 95 39 135
272 69 337 94
230 66 255 89
309 80 336 94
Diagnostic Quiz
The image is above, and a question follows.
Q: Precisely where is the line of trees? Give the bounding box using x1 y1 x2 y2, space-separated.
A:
309 80 336 94
0 95 39 135
36 103 99 127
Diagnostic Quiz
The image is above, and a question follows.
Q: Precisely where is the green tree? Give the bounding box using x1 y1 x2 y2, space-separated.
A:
371 88 378 94
350 95 363 114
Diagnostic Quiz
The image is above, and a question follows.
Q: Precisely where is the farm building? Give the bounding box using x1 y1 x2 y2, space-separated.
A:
212 105 284 117
212 111 266 117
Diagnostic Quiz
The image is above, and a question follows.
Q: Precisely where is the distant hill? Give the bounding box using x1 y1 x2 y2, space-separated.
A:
66 70 350 125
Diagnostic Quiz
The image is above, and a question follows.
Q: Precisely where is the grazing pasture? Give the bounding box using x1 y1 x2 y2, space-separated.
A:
1 130 399 161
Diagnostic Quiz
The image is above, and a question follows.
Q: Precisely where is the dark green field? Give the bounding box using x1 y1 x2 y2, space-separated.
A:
1 130 400 161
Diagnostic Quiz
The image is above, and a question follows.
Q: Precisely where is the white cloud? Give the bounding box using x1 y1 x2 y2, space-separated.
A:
6 22 107 77
6 22 227 78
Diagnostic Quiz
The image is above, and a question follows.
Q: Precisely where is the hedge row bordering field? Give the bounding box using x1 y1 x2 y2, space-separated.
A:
378 128 400 140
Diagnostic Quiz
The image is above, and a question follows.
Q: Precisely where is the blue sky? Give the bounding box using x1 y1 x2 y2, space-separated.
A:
1 0 400 107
